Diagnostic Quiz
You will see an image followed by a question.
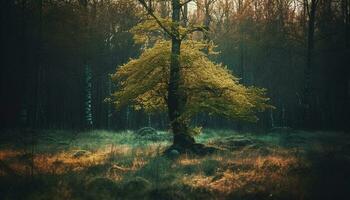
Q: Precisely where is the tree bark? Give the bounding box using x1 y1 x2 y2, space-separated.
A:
34 0 43 129
303 0 317 128
203 0 211 44
81 0 93 129
84 64 93 128
167 0 195 149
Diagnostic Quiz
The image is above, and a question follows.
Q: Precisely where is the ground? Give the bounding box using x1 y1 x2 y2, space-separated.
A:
0 129 349 200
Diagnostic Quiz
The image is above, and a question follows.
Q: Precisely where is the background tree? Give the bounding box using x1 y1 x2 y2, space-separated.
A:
302 0 319 128
0 0 348 131
0 0 140 129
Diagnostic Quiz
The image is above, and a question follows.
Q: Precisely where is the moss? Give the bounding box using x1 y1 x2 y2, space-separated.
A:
119 177 151 199
201 159 220 176
86 177 118 193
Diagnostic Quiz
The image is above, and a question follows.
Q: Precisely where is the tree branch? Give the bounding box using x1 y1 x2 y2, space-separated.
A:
137 0 175 38
180 0 193 7
180 26 209 40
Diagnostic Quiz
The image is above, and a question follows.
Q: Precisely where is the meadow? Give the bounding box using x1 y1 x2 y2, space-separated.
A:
0 129 349 200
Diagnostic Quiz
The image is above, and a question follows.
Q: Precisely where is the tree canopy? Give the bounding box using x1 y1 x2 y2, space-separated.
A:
111 39 272 123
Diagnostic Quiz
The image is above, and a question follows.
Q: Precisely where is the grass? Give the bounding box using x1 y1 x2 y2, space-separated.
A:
0 129 349 199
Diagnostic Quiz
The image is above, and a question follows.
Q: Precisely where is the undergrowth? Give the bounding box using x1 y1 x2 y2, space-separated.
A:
0 129 349 200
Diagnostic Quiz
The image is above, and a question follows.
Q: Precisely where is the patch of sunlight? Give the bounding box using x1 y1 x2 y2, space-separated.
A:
0 149 22 160
177 156 202 166
182 151 310 195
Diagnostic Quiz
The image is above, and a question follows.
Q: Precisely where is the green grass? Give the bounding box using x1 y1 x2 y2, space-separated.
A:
0 129 349 200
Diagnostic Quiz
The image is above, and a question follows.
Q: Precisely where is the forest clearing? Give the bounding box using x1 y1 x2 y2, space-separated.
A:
0 129 349 200
1 0 349 199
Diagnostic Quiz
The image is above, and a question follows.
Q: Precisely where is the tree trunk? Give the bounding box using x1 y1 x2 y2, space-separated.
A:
160 1 168 18
34 0 43 129
303 0 317 128
183 3 188 26
168 0 195 149
81 0 93 129
84 64 93 128
20 0 28 128
107 75 112 129
203 0 211 44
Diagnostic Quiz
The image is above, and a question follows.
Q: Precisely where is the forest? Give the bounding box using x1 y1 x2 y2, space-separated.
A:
0 0 349 199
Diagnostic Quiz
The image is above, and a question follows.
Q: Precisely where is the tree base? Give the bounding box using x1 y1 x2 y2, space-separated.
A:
164 143 221 157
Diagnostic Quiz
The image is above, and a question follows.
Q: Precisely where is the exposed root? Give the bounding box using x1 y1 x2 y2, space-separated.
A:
164 143 224 157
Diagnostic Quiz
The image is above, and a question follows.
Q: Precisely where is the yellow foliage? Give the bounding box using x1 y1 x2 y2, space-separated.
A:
130 18 172 44
111 40 272 122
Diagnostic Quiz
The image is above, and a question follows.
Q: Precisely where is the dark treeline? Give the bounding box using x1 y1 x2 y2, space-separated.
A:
0 0 349 131
1 0 141 130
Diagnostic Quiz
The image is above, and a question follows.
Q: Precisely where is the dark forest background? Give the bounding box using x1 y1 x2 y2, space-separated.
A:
1 0 349 131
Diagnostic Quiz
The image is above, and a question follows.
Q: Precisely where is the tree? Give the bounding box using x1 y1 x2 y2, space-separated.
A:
79 0 94 129
111 7 272 153
302 0 319 128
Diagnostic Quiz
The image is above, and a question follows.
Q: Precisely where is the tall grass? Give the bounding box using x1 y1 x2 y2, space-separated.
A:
0 129 349 199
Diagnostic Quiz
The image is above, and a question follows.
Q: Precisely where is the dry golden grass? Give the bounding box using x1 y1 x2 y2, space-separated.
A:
0 143 309 184
0 147 119 175
2 130 347 200
181 147 310 198
177 156 202 166
0 143 166 177
0 149 22 160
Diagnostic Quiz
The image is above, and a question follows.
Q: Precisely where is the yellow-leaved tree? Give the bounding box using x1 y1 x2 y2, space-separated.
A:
111 40 271 152
111 0 272 154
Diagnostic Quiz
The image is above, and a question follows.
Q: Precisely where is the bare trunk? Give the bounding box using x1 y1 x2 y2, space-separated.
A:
20 0 28 128
34 0 43 129
203 0 211 42
303 0 317 128
84 64 93 128
183 3 188 26
81 1 93 129
107 76 112 129
168 0 195 149
160 1 168 18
